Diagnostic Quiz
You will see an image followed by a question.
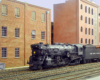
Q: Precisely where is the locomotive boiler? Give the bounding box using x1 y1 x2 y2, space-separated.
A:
27 42 100 70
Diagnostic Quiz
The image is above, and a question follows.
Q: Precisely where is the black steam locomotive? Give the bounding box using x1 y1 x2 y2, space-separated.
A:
27 42 100 70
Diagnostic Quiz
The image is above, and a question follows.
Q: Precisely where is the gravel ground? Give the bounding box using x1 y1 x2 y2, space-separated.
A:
0 62 100 80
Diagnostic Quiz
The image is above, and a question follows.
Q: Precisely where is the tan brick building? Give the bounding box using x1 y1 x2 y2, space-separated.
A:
0 0 51 67
54 0 99 45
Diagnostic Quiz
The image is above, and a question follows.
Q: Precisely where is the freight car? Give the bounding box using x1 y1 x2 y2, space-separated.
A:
27 42 100 70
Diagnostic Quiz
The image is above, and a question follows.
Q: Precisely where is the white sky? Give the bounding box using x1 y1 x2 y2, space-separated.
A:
17 0 100 22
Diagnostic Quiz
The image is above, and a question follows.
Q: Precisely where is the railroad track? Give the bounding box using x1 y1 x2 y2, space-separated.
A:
49 66 100 80
0 62 100 80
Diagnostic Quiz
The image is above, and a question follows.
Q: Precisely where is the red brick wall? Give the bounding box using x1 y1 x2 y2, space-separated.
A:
0 0 25 67
54 0 78 44
0 0 51 67
24 4 51 65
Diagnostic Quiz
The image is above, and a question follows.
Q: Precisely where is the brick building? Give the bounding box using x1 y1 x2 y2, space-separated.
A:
0 0 51 67
99 7 100 45
54 0 99 45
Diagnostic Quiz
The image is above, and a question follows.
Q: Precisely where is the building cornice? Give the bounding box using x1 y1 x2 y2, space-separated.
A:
80 0 99 8
7 0 51 10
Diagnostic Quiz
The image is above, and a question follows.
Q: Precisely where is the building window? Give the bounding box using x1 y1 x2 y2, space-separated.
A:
92 9 93 15
89 28 90 35
85 39 87 44
89 39 90 44
92 19 93 25
81 26 83 32
92 39 93 44
41 31 45 40
32 11 36 20
92 29 93 35
15 48 19 57
41 13 45 22
32 30 36 39
89 18 90 24
85 17 87 23
2 4 7 15
15 7 20 17
85 6 87 13
81 38 83 43
2 27 7 37
81 15 83 20
88 7 90 14
2 48 7 58
85 28 87 34
15 28 19 38
81 4 83 9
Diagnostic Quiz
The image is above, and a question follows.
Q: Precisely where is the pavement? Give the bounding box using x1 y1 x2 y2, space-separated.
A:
0 66 29 72
5 66 29 70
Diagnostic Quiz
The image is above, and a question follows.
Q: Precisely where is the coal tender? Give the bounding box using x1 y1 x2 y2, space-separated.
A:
27 42 100 70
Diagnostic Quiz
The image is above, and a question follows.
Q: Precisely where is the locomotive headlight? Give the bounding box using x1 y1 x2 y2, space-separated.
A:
33 51 36 54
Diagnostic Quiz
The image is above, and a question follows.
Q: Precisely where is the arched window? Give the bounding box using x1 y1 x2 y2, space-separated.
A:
92 29 93 35
85 39 87 44
85 28 87 34
89 18 90 24
92 39 93 44
81 4 83 9
92 9 93 15
92 19 93 25
89 28 90 35
89 39 90 44
81 15 83 20
81 38 83 43
88 7 90 14
81 26 83 32
85 17 87 23
85 6 87 13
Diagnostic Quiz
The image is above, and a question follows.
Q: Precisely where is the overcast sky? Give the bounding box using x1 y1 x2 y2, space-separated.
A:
18 0 100 22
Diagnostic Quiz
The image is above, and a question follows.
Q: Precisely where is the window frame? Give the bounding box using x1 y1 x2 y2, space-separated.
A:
81 26 83 32
15 28 19 38
1 48 7 58
81 38 83 43
2 26 7 37
89 28 90 35
81 4 83 9
81 15 83 21
32 30 36 39
41 13 45 22
2 4 8 15
15 48 19 58
92 39 93 44
41 31 45 40
92 29 93 35
85 6 87 13
89 18 90 24
85 28 87 34
88 7 90 14
85 39 87 44
32 11 36 21
92 8 93 15
92 19 93 25
89 39 90 44
15 7 20 18
85 17 87 23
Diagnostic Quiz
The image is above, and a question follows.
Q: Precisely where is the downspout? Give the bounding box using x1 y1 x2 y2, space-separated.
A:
46 11 49 44
24 3 26 66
